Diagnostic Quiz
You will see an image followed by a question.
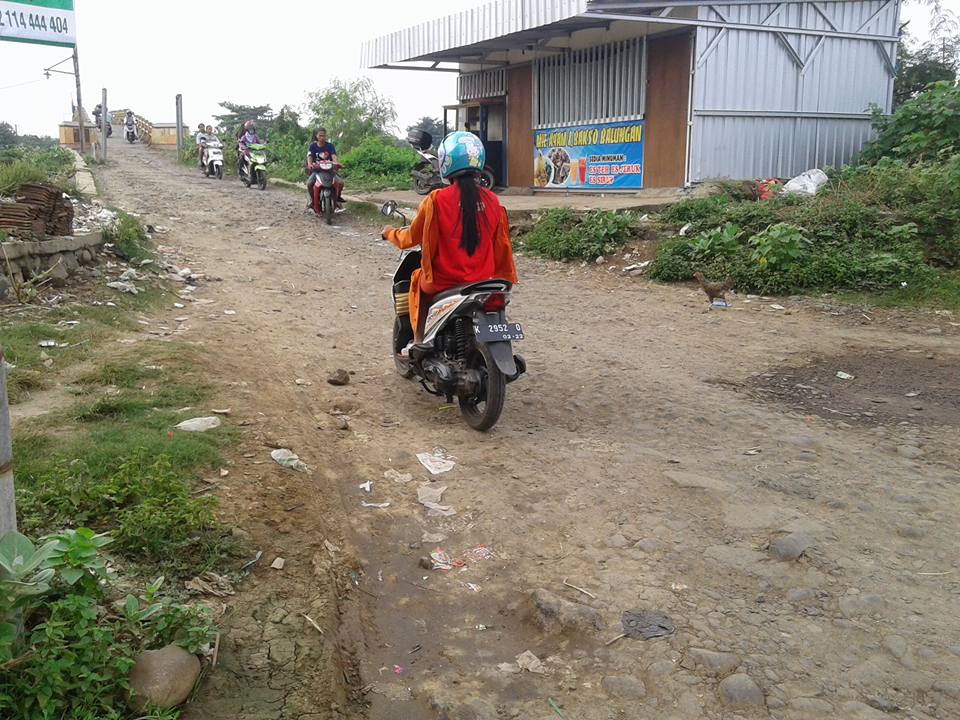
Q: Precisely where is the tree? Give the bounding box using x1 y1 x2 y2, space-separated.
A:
305 78 397 154
0 122 55 151
213 102 274 137
895 35 959 107
405 116 444 147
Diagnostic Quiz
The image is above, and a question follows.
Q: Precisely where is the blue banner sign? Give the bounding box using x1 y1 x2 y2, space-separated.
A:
533 120 645 190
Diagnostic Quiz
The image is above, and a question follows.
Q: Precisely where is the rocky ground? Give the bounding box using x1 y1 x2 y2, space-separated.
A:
79 141 960 719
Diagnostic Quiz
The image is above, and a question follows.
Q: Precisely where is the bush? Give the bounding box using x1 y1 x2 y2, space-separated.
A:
101 210 152 263
650 159 955 293
0 146 74 195
520 209 636 261
0 530 215 720
860 81 960 163
340 136 416 190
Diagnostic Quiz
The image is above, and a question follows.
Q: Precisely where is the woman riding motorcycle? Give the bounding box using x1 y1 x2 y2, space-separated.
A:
238 120 261 165
382 131 516 344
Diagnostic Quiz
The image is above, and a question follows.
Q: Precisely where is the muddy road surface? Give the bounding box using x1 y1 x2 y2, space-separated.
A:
94 142 960 720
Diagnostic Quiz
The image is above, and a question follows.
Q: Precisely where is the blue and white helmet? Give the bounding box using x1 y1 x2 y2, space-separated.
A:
438 131 485 180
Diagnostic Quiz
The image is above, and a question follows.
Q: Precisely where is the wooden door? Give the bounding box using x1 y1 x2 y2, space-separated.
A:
506 65 534 187
643 32 692 188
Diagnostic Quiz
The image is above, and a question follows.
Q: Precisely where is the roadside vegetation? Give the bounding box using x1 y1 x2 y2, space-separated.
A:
180 78 420 191
0 146 74 196
3 197 237 717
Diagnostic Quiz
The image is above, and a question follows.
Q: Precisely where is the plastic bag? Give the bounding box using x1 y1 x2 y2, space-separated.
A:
783 169 829 196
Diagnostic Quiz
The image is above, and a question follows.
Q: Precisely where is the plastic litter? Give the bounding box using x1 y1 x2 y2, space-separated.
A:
769 304 786 310
623 261 651 273
119 269 139 281
835 371 855 380
429 549 456 571
711 299 729 309
359 481 372 493
783 168 829 197
417 447 456 475
516 650 548 674
271 448 309 472
38 340 59 348
224 309 237 316
106 281 139 295
175 416 222 433
679 223 693 236
384 469 413 483
240 550 262 573
621 609 675 640
417 483 456 517
362 501 391 509
271 557 285 570
462 546 493 563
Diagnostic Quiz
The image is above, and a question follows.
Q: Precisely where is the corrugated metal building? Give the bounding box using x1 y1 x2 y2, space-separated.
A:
362 0 900 190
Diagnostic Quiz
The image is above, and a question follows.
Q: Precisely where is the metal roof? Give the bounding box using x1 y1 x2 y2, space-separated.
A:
361 0 899 69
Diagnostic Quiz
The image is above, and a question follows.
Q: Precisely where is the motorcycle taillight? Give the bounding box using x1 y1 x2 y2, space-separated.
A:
482 293 507 312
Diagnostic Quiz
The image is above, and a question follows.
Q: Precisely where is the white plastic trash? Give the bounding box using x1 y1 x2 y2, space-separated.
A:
175 416 222 432
783 169 829 197
271 448 309 472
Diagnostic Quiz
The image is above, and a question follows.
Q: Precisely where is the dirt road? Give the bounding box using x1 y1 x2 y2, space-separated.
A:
93 142 960 720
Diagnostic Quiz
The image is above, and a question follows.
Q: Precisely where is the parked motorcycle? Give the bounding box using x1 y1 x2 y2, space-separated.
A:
381 200 525 431
407 130 495 195
310 158 342 224
238 143 267 190
201 139 224 180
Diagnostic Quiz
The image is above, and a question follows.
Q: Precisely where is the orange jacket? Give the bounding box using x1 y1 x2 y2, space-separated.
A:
384 190 517 332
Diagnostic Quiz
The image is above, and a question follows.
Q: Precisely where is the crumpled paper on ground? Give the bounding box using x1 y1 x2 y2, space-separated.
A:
417 484 456 517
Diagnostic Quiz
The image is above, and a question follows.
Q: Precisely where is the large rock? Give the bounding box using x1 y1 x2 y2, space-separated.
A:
531 589 605 634
718 673 765 708
601 675 646 699
687 647 740 677
770 532 814 561
128 644 201 711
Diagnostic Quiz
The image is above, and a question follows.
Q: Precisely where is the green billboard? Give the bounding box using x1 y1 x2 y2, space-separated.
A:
0 0 76 48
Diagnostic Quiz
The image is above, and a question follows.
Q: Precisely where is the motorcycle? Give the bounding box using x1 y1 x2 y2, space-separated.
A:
310 157 342 224
407 130 496 195
201 139 224 180
381 200 525 431
124 122 137 143
238 143 267 190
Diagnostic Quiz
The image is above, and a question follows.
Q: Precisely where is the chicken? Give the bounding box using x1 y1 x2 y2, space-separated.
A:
693 271 734 303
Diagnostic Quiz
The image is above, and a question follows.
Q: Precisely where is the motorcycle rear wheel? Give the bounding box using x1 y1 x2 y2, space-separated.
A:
392 317 414 379
413 176 432 195
459 343 505 431
479 169 495 190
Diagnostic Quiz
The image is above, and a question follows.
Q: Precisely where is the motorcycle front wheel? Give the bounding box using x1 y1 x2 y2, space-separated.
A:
459 343 505 431
216 165 223 180
323 191 333 224
257 170 267 191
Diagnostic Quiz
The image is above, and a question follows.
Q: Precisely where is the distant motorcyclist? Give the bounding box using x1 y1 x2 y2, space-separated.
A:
238 120 261 164
305 127 343 211
124 111 136 140
382 131 516 344
195 123 208 166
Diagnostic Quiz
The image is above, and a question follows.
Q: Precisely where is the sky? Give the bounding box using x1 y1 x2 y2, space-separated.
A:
0 0 943 137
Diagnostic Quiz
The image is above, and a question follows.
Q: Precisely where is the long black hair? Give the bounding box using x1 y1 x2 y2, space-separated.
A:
456 173 485 256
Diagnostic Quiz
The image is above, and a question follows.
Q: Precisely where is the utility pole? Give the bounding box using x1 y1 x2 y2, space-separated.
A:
175 94 184 155
73 46 85 155
0 348 16 536
100 87 108 162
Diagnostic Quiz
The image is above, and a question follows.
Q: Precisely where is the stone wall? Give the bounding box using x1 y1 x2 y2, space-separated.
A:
1 232 104 296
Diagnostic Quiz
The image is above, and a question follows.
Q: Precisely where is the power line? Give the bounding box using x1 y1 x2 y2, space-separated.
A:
0 77 45 92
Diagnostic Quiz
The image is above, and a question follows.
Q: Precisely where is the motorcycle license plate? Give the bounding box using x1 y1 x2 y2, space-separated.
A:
475 321 524 342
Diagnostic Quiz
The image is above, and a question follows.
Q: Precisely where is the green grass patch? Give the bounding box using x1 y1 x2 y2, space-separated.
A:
838 270 960 311
519 209 638 261
12 347 238 577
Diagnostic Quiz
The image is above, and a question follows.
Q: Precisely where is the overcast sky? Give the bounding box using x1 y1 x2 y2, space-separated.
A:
0 0 940 137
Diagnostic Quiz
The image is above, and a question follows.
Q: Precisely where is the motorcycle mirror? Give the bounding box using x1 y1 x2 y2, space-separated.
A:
381 201 397 217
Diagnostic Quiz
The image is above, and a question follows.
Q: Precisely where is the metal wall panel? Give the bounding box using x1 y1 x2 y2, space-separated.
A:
689 0 899 182
691 116 876 180
458 69 507 100
361 0 589 68
533 37 646 127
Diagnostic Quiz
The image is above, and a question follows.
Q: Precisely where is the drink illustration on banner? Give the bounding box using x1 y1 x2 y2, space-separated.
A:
533 120 645 190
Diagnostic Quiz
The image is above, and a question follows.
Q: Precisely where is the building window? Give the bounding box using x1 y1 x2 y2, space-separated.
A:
458 69 506 101
533 37 646 128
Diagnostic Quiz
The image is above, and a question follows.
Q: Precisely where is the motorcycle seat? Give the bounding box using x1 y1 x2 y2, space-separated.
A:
430 279 512 304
